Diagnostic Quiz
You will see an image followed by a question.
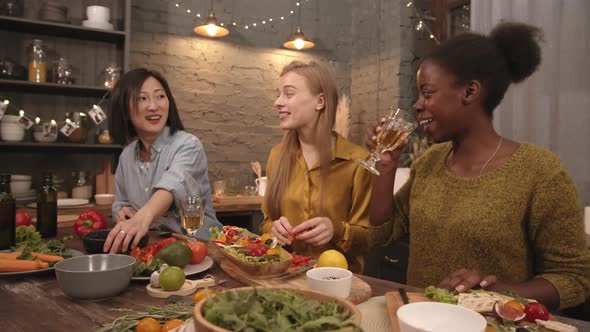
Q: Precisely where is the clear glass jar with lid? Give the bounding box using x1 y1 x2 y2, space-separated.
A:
28 39 47 82
104 63 121 88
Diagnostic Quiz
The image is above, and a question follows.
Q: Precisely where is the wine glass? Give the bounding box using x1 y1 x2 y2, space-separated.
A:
179 195 206 239
358 108 419 176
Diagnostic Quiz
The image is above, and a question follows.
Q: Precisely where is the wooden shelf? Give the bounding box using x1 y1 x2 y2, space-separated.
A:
0 15 126 43
0 79 110 97
0 142 122 154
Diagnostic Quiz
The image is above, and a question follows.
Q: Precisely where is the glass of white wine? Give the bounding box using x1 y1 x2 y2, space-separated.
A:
180 196 206 239
358 108 419 176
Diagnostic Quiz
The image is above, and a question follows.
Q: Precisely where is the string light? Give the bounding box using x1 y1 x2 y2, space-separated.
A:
406 1 440 44
170 0 311 32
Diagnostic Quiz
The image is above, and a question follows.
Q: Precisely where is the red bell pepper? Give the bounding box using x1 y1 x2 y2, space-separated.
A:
74 209 107 237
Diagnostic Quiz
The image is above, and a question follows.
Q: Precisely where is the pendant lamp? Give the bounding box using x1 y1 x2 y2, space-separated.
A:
194 0 229 38
283 3 314 50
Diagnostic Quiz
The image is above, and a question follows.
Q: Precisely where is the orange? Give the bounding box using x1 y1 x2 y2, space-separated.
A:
192 289 215 303
161 319 184 332
136 317 161 332
504 300 525 313
485 326 496 332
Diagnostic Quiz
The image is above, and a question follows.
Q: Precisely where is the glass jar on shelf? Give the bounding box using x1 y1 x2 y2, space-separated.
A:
104 63 121 88
72 171 92 200
97 129 113 144
52 57 73 85
28 39 47 83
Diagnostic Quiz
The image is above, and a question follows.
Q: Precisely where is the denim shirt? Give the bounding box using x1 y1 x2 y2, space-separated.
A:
113 127 221 239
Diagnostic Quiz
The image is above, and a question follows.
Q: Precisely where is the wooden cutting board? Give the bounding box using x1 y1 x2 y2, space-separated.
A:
210 245 372 304
385 291 430 332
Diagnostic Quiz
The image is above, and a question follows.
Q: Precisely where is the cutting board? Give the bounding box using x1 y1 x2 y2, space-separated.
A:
385 291 430 332
210 245 372 304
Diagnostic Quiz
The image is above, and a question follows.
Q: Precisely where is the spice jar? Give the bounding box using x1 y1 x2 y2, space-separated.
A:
72 171 92 200
104 63 121 88
98 129 113 144
28 39 47 83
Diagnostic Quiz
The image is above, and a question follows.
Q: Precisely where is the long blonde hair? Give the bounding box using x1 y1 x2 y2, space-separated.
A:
265 61 339 220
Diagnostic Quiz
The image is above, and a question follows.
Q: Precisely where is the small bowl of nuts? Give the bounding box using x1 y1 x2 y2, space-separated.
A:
306 267 352 298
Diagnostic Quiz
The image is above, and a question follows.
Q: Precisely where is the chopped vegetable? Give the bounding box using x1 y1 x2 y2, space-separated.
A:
424 285 458 304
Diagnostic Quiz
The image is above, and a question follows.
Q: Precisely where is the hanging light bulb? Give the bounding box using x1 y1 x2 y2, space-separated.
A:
283 2 314 50
194 0 229 38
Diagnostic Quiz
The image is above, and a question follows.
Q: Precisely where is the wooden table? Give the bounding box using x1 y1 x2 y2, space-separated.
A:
2 227 589 332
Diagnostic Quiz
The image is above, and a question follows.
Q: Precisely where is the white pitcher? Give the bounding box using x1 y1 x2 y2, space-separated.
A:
255 176 267 197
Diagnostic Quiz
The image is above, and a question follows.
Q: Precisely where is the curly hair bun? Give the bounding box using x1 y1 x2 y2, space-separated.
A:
490 22 543 83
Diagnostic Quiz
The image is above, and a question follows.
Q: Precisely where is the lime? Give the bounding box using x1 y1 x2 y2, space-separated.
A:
317 249 348 269
159 266 186 291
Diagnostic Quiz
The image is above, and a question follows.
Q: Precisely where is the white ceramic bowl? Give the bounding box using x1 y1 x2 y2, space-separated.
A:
34 131 58 143
1 123 25 141
397 302 487 332
10 180 31 193
11 174 31 181
95 194 115 206
86 5 110 22
1 115 19 123
306 267 352 298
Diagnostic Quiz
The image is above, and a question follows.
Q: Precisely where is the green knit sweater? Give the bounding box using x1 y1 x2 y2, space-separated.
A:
370 142 590 309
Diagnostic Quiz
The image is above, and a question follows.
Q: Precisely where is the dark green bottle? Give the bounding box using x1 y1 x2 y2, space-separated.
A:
37 172 57 238
0 174 16 250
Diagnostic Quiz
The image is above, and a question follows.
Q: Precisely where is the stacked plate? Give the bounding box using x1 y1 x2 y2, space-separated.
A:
11 174 35 204
38 0 68 23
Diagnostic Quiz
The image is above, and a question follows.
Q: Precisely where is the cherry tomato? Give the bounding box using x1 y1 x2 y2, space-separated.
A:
524 302 550 322
15 211 32 227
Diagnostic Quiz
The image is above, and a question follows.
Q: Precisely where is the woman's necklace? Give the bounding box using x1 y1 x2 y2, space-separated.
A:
479 136 503 177
447 136 503 177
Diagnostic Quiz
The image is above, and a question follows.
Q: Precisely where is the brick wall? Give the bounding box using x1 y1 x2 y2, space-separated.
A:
130 0 428 188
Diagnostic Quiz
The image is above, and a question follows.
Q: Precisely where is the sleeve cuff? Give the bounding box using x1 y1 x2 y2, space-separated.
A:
536 274 587 309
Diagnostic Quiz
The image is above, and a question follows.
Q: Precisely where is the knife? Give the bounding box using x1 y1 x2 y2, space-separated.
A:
273 259 317 280
399 288 410 304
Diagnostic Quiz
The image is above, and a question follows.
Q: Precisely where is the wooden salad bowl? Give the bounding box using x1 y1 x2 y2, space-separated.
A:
214 244 292 277
193 286 362 332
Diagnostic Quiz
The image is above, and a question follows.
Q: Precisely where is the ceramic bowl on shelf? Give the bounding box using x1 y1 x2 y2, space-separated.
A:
86 5 110 22
1 123 25 142
82 20 114 30
34 131 58 143
10 180 31 193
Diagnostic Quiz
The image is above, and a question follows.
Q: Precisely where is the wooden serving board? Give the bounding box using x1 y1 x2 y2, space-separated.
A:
385 291 430 332
210 245 372 304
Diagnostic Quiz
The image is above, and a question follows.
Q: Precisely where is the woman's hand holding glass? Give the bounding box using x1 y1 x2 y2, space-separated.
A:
365 117 408 175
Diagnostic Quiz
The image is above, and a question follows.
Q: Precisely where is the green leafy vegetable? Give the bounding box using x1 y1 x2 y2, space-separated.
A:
424 285 458 304
12 225 69 257
203 289 361 332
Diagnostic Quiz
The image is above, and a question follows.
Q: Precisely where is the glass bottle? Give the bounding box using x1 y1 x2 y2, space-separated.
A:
28 39 47 83
0 174 16 250
37 172 57 238
72 171 92 199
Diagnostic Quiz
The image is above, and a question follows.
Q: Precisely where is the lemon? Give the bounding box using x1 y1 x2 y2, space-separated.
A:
317 249 348 270
159 266 185 291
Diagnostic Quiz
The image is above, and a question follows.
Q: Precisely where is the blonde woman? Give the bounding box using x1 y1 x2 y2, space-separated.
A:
260 61 373 272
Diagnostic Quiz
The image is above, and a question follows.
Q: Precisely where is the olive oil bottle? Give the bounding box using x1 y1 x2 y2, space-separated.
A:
0 174 16 250
37 172 57 238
